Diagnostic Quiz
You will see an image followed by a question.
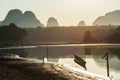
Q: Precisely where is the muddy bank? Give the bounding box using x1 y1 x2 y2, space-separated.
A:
0 58 109 80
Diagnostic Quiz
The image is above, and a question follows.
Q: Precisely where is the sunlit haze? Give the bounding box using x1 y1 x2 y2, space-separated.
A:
0 0 120 26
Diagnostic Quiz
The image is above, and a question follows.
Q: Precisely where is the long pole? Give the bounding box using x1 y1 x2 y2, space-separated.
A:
106 52 110 77
43 56 44 64
21 39 24 53
46 46 48 60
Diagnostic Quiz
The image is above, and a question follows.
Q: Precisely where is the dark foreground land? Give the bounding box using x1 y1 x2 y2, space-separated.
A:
0 58 108 80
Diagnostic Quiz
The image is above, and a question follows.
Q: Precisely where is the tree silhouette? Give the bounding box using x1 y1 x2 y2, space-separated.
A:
0 23 27 46
83 31 97 43
107 26 120 43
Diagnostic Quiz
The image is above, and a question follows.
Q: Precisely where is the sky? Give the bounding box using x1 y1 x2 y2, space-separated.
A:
0 0 120 26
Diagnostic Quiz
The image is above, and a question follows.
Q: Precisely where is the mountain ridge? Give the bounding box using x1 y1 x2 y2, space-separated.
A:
93 10 120 26
46 17 59 27
0 9 43 27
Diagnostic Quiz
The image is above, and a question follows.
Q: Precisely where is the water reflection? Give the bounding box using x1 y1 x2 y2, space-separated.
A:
84 48 92 55
108 48 120 59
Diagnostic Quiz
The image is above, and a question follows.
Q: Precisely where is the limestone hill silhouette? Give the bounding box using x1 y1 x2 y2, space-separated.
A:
0 9 43 27
93 10 120 26
46 17 59 27
77 21 86 26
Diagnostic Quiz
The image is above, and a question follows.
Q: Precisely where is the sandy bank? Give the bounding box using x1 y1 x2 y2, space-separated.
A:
0 57 110 80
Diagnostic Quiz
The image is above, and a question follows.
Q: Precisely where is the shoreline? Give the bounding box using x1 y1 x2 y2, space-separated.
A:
1 43 120 50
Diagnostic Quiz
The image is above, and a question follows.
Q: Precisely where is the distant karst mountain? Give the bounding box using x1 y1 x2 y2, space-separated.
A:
46 17 59 27
93 10 120 26
77 21 86 26
0 9 43 27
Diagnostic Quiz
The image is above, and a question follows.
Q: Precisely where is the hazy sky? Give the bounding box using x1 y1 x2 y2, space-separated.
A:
0 0 120 26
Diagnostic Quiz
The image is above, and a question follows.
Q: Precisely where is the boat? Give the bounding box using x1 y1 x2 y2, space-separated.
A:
74 54 87 70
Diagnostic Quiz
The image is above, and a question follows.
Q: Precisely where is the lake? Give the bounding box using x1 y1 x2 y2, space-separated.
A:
0 44 120 80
